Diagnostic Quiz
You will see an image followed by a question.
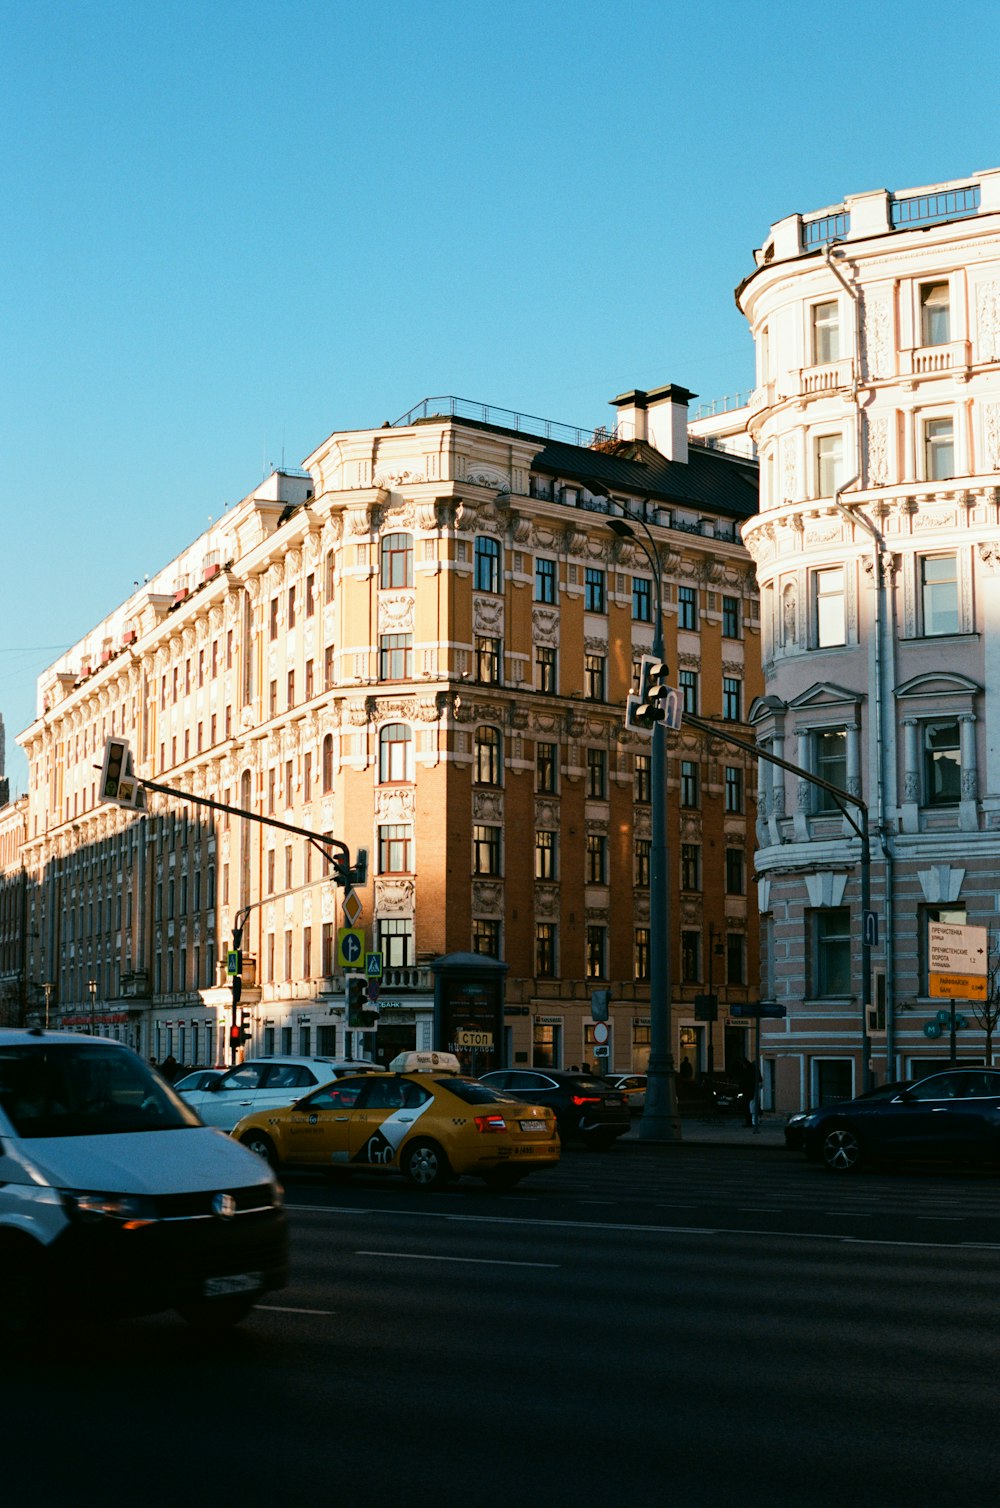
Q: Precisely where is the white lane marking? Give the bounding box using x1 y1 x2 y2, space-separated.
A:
916 1216 964 1222
289 1203 1000 1251
356 1249 559 1268
257 1305 334 1315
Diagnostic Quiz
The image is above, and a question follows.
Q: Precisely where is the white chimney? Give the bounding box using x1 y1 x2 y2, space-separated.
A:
610 384 696 463
610 389 649 443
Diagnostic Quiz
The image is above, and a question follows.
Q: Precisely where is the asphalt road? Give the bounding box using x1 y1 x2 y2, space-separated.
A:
6 1144 1000 1507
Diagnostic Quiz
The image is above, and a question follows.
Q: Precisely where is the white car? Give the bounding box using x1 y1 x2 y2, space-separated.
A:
0 1029 286 1346
179 1055 378 1132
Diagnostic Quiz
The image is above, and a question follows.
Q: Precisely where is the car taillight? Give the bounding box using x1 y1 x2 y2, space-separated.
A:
474 1114 508 1133
571 1095 601 1106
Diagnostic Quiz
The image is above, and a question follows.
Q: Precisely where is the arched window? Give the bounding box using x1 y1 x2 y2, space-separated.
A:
474 536 501 593
322 733 334 792
379 723 414 783
380 533 414 589
474 725 503 786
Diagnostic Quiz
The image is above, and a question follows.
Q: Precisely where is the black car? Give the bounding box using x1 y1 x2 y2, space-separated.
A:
479 1069 630 1147
785 1080 912 1151
801 1068 1000 1172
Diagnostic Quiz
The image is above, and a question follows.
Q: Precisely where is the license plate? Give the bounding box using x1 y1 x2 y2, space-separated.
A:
203 1272 262 1298
519 1120 547 1133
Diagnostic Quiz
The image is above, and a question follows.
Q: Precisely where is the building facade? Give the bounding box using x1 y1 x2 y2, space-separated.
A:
739 167 1000 1111
17 386 760 1078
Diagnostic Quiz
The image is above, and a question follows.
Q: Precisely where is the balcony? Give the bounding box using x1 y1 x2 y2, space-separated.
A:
901 340 971 380
797 359 854 397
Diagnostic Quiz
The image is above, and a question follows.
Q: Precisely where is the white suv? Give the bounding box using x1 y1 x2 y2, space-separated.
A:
0 1029 287 1347
179 1055 378 1132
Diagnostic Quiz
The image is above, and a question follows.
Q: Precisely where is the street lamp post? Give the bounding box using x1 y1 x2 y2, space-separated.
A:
87 978 98 1036
609 515 681 1141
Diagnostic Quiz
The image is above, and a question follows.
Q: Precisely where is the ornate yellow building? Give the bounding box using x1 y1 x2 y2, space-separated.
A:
17 388 759 1075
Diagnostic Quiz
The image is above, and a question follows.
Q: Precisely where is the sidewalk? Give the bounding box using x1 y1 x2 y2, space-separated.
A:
620 1112 787 1148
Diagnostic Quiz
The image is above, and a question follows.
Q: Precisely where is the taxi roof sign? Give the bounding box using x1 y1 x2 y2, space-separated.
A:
388 1050 461 1075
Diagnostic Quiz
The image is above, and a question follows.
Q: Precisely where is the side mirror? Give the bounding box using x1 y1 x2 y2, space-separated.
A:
206 1077 224 1093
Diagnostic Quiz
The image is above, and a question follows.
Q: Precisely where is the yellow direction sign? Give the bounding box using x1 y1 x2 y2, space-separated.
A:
928 922 988 998
337 927 365 970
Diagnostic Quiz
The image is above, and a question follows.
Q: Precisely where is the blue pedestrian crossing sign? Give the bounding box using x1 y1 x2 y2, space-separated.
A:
337 927 365 969
366 952 383 979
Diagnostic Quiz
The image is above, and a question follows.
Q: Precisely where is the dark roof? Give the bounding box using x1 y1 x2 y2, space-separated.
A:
411 412 758 520
528 435 758 519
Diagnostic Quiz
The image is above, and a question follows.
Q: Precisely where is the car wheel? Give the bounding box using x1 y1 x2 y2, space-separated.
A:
176 1295 257 1333
821 1124 863 1172
402 1139 451 1189
240 1131 278 1169
483 1166 527 1190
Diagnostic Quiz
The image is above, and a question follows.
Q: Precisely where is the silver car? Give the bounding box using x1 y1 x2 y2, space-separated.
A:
179 1055 377 1132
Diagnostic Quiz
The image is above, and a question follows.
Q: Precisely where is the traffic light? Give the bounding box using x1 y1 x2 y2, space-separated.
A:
98 737 144 808
350 848 368 887
230 1010 252 1049
347 976 366 1026
240 1009 252 1043
332 851 350 888
630 659 682 731
591 989 610 1023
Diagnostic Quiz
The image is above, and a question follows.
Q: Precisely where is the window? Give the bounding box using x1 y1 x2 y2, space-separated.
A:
722 595 740 638
287 585 296 629
584 653 606 701
921 553 959 636
269 597 279 640
586 925 607 980
476 636 502 684
814 728 847 811
724 765 743 813
305 659 314 700
536 923 556 977
811 300 840 364
680 760 700 808
472 919 500 957
325 548 336 600
634 928 650 982
924 721 961 805
379 823 412 873
681 930 701 984
287 670 295 709
475 726 503 785
725 847 745 895
474 536 501 593
680 670 699 714
586 834 607 884
473 824 502 876
815 433 843 497
536 741 558 793
633 578 652 622
722 677 742 722
814 566 846 647
378 917 413 968
586 747 607 799
535 830 557 880
678 586 698 631
379 633 413 680
536 644 557 693
379 722 413 783
726 932 746 985
305 573 315 616
584 568 606 612
324 644 335 688
921 281 950 346
924 417 954 480
814 907 851 996
681 843 701 891
322 733 334 792
535 557 557 604
634 754 651 804
380 532 413 588
635 838 651 887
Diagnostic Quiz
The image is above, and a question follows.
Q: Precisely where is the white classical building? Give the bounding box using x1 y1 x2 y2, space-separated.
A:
739 167 1000 1111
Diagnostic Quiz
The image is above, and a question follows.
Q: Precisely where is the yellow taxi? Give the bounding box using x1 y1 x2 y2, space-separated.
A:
231 1051 560 1190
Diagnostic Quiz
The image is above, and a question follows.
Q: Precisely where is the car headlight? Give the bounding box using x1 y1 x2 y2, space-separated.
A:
61 1191 159 1227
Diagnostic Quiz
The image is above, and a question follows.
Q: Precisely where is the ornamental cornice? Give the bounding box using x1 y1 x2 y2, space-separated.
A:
372 471 426 493
365 694 443 724
285 547 301 576
584 634 608 655
461 464 511 494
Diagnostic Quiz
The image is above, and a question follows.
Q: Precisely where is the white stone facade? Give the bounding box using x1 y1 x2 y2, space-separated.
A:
739 168 1000 1112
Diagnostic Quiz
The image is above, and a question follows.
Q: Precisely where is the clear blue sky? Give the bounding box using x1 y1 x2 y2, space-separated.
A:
3 0 998 795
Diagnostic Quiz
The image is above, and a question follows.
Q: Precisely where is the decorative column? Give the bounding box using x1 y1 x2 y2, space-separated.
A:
959 713 979 832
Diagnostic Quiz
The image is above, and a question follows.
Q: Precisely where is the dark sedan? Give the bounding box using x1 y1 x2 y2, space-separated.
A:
479 1069 630 1147
801 1068 1000 1171
785 1080 912 1151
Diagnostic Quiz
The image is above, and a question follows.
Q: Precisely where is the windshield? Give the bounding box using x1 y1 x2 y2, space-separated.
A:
436 1077 527 1106
0 1042 202 1138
